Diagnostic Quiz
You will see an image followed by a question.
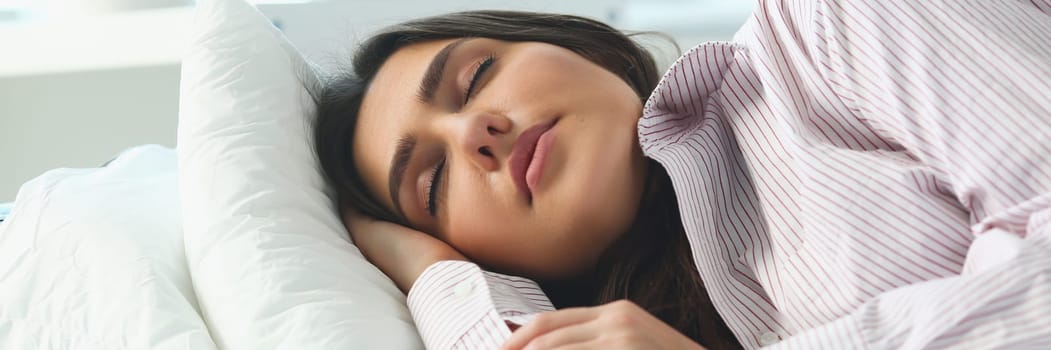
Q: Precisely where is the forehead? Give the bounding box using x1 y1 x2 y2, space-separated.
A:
353 39 458 210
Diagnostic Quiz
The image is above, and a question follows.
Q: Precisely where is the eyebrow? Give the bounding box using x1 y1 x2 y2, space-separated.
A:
388 134 417 220
388 39 470 222
416 38 470 102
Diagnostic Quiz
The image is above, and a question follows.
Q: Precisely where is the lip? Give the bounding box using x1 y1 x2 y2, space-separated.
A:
508 119 558 203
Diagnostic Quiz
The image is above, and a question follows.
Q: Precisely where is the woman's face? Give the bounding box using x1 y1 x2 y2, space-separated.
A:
353 38 648 280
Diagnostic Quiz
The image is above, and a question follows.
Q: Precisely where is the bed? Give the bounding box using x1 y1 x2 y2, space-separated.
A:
0 145 215 348
0 0 425 348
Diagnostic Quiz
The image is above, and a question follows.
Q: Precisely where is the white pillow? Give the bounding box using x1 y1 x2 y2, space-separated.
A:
176 0 423 348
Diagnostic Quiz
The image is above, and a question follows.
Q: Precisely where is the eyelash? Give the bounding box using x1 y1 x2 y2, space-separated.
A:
463 54 495 105
425 157 446 216
426 55 495 217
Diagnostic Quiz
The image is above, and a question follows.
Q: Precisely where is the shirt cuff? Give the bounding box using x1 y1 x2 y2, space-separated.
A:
407 260 555 350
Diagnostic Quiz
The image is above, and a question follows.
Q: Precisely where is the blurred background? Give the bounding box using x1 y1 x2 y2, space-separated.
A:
0 0 754 201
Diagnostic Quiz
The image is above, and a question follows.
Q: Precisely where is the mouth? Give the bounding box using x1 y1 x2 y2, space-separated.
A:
509 118 558 203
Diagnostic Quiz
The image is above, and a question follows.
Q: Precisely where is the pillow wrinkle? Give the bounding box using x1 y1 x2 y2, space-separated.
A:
176 0 423 348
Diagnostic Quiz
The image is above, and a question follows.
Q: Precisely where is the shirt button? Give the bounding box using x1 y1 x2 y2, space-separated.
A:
758 332 781 346
453 281 474 298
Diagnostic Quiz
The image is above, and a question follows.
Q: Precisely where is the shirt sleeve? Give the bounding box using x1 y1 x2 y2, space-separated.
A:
406 260 555 350
754 0 1051 348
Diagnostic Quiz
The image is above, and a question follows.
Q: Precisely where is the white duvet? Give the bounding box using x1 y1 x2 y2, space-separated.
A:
0 145 217 349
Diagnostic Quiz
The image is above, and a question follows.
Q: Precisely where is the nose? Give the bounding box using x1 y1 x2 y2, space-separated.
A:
455 111 511 172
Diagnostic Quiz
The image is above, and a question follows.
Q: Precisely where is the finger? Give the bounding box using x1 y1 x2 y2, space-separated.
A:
502 307 599 350
520 320 600 350
546 340 605 350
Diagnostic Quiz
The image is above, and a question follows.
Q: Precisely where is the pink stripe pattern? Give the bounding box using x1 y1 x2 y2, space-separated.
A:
406 0 1051 348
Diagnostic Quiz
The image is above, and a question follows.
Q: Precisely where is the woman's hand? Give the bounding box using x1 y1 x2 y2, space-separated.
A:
501 300 706 350
341 208 466 293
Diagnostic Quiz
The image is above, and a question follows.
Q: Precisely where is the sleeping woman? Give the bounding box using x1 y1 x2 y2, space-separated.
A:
313 1 1051 349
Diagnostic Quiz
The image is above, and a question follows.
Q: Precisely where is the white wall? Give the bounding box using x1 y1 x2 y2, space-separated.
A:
0 65 182 200
0 0 752 201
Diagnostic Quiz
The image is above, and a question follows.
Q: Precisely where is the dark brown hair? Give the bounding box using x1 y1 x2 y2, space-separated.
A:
312 10 740 349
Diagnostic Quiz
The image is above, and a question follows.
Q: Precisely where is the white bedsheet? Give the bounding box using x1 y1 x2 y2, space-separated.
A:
0 145 217 349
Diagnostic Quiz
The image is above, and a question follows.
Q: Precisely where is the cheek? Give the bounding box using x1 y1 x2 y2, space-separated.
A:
503 48 595 94
541 119 645 250
440 175 561 276
443 204 523 272
554 158 634 231
444 202 498 247
440 175 522 256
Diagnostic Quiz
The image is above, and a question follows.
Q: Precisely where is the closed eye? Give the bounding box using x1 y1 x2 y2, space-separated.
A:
463 55 495 104
426 157 446 216
422 54 493 218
